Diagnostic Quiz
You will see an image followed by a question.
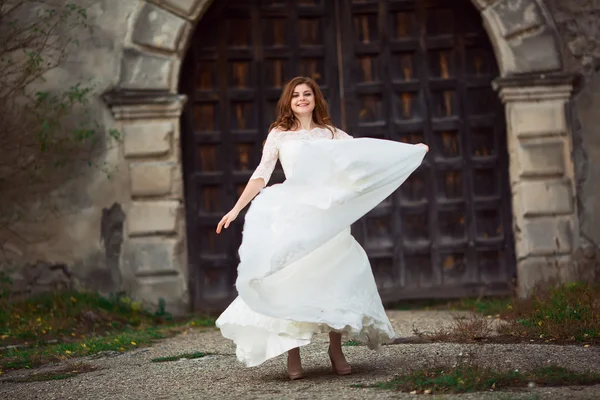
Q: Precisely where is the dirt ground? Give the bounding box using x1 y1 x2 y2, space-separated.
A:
1 310 599 400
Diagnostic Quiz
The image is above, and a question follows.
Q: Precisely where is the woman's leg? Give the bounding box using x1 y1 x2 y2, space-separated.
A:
287 347 304 379
328 332 351 374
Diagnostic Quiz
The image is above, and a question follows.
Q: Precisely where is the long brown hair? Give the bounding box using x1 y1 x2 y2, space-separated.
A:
269 76 335 136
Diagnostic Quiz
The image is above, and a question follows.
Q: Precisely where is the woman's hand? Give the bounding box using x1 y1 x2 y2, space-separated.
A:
416 143 429 152
216 208 240 234
214 178 266 234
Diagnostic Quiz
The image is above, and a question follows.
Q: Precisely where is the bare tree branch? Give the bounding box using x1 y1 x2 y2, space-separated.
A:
0 1 120 262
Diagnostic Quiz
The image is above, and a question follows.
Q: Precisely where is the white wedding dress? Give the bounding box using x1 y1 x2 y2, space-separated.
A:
215 126 427 367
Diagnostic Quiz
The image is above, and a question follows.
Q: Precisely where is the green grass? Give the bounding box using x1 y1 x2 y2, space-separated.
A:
0 289 216 372
151 351 209 363
1 327 168 370
0 291 159 344
390 297 511 315
497 282 600 343
342 340 361 347
359 365 600 394
448 297 512 317
412 282 600 345
186 317 217 328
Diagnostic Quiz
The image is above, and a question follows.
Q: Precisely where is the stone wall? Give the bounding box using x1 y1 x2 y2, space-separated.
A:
0 1 144 300
546 0 600 74
0 0 191 314
545 0 600 277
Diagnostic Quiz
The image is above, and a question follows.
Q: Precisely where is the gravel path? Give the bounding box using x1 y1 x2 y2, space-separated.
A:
1 311 599 400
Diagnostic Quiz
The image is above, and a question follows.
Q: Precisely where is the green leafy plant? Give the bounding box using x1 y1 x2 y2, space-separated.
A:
154 297 173 321
0 1 121 262
1 1 120 183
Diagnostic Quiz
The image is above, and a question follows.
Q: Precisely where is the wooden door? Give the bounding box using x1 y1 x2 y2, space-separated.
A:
338 0 515 301
180 0 515 313
180 0 342 312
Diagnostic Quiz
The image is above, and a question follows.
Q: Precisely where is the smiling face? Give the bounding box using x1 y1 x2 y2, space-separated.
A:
269 76 333 134
290 84 315 117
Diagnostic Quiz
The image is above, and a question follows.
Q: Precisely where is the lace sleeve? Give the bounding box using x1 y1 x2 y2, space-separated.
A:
249 129 280 186
334 128 353 140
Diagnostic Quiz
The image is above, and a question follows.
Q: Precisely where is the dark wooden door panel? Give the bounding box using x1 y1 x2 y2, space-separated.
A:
180 0 342 312
338 0 514 301
180 0 515 312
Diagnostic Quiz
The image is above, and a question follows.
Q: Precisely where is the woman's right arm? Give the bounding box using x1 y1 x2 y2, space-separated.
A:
216 130 280 234
215 178 264 234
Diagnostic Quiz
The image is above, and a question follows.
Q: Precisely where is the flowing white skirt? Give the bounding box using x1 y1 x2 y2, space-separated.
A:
216 138 427 367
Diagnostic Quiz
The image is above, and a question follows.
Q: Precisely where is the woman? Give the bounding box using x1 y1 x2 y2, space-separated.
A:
215 76 428 380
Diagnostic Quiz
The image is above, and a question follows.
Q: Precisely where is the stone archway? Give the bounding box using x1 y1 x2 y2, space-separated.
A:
104 0 579 312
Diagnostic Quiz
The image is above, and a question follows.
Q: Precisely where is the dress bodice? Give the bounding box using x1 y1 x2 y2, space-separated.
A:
278 141 304 179
250 126 352 185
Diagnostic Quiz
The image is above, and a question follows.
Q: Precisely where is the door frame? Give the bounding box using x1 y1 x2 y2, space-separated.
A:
103 0 579 313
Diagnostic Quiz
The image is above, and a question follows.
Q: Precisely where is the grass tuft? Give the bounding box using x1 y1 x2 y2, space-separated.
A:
497 282 600 343
151 351 209 363
412 282 600 345
359 364 600 394
391 297 511 316
414 314 496 343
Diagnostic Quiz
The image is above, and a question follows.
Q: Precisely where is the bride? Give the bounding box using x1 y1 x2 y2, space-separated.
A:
215 76 428 380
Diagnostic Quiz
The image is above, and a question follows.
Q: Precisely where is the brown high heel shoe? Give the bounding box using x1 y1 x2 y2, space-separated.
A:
288 370 304 380
328 346 352 375
287 355 305 380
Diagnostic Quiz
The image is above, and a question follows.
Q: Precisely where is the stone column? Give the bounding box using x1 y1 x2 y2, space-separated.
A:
494 73 580 297
104 91 189 314
99 0 216 314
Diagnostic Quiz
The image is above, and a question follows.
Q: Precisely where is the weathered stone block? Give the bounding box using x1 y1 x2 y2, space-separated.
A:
154 0 212 20
1 242 23 258
517 180 573 216
521 217 573 256
576 74 600 248
509 26 562 73
470 0 500 10
134 275 187 315
21 263 74 295
510 100 567 137
490 0 543 37
123 122 173 158
517 140 565 178
128 201 180 236
516 255 573 298
123 238 181 276
133 4 189 52
130 162 175 197
481 8 517 75
119 49 173 90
